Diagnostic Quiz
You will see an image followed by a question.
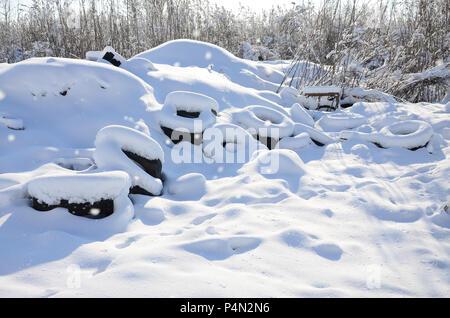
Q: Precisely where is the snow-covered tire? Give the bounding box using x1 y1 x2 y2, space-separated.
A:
28 171 130 219
203 123 267 161
158 91 219 144
94 125 164 196
293 123 335 146
290 103 314 127
340 120 433 150
316 112 366 132
0 116 24 130
276 132 311 150
232 105 294 149
98 46 127 67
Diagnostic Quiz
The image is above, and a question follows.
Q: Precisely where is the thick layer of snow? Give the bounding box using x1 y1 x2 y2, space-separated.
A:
121 57 157 74
0 57 159 150
341 87 397 104
28 170 130 205
95 125 164 162
0 115 23 130
164 90 219 114
232 105 294 138
53 157 94 171
85 50 103 61
293 123 336 145
240 148 306 177
279 86 301 105
303 86 341 94
341 120 433 149
167 173 206 200
203 123 266 161
276 132 312 150
94 125 164 196
0 40 449 298
156 91 218 133
290 103 315 126
0 162 134 236
316 111 367 132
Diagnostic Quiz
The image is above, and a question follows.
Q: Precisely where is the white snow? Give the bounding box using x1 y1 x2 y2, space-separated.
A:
303 85 341 94
340 120 434 150
94 125 164 162
122 57 157 74
97 46 127 66
316 111 367 132
93 125 164 196
53 157 94 171
85 50 103 62
167 173 207 199
202 123 266 161
239 148 306 177
290 102 315 126
232 105 294 138
0 115 24 130
28 170 130 205
276 132 311 150
341 87 397 104
0 39 449 298
156 91 218 134
164 90 219 114
0 57 159 150
279 86 301 105
293 123 336 145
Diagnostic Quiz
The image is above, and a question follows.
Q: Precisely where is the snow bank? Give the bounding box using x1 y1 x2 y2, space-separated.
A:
0 57 159 149
27 170 130 205
94 125 164 196
133 39 285 89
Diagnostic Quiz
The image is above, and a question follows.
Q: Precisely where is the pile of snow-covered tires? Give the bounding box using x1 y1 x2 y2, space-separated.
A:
20 50 435 220
28 125 164 219
25 87 436 220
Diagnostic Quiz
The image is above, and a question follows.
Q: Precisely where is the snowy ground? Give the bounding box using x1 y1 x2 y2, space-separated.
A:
0 40 449 297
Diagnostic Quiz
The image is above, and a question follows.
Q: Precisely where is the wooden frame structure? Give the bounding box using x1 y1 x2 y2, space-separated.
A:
303 86 341 111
